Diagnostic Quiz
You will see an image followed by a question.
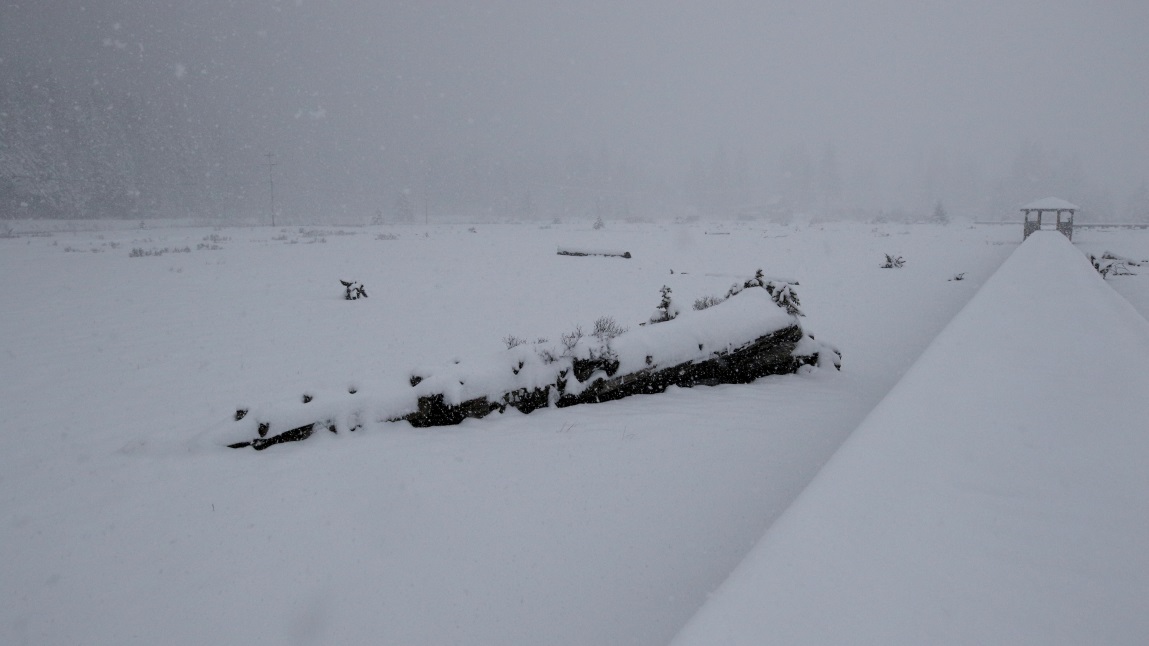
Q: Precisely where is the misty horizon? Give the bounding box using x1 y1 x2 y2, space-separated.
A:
2 0 1147 223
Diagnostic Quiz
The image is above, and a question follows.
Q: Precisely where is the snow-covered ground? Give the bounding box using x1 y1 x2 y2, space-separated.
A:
1 220 1145 645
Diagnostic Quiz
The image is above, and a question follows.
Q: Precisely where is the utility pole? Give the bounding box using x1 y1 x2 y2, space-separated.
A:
264 152 277 227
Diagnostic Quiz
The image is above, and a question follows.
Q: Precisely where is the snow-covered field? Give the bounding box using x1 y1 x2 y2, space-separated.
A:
2 220 1146 645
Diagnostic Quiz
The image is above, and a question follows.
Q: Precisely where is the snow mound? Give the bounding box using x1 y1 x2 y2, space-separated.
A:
672 231 1149 645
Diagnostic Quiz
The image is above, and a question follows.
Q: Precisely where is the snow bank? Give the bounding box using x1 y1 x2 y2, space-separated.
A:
672 231 1149 645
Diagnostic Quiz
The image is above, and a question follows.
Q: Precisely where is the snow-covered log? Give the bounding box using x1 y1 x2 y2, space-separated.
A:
556 246 632 259
224 285 839 448
398 287 838 427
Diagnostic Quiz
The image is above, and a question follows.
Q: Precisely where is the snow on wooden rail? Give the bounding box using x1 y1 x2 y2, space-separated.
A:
671 231 1149 646
222 285 839 450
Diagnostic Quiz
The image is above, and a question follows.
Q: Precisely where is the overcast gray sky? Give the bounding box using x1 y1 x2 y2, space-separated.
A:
3 0 1147 218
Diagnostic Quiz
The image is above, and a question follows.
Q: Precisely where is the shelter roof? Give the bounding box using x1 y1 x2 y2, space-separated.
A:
1022 197 1079 211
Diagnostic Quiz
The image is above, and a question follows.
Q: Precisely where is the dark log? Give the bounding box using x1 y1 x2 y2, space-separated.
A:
226 289 841 447
556 248 632 259
397 323 833 428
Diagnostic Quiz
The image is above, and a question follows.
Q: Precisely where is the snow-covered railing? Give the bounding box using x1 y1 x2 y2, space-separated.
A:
670 231 1149 645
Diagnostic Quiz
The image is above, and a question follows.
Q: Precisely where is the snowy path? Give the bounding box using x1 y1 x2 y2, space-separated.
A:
672 231 1149 645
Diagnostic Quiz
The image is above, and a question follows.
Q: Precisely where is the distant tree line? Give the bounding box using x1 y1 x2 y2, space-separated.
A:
0 63 242 220
3 63 1146 224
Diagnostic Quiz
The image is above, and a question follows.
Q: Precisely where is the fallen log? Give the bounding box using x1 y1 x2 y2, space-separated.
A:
557 246 632 259
222 280 839 448
397 287 838 428
399 322 829 428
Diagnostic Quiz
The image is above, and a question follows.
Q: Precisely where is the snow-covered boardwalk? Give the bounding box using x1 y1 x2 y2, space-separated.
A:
672 231 1149 645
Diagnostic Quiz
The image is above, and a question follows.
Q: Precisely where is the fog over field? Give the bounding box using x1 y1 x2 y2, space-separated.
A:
3 1 1148 222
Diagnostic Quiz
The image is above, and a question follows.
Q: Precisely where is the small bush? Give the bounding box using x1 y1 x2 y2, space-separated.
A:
649 285 679 324
592 316 627 341
880 254 905 268
503 335 527 349
129 246 188 257
693 295 725 311
593 216 605 230
723 269 804 316
768 281 803 316
560 326 584 354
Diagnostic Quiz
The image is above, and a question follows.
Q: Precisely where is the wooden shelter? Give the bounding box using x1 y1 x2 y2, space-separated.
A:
1022 197 1078 240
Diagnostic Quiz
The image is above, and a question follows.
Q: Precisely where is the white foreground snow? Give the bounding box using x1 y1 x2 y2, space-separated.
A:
1 221 1145 645
672 231 1149 645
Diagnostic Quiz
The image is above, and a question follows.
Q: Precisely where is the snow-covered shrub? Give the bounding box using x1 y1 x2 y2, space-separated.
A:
880 254 905 268
503 335 527 349
129 246 190 257
340 280 368 300
721 269 803 317
949 272 965 281
693 295 725 311
592 316 627 341
726 269 765 299
768 281 803 316
649 285 680 324
593 215 605 230
560 326 584 353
